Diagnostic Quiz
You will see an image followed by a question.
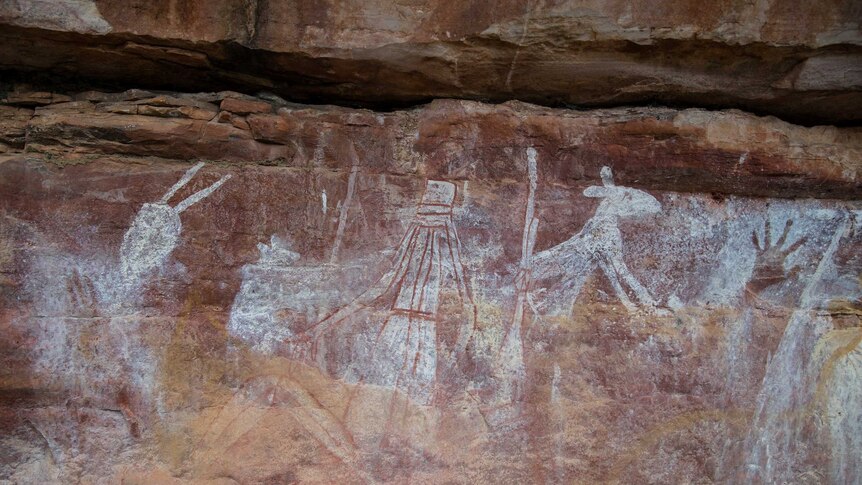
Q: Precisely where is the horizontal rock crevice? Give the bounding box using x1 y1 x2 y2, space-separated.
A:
1 25 861 126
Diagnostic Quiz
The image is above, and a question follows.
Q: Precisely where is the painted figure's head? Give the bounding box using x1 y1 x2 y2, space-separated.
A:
119 202 182 284
585 166 661 219
419 180 457 215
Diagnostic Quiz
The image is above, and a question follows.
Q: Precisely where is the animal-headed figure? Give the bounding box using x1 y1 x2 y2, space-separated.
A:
41 162 231 438
530 166 661 314
119 162 231 294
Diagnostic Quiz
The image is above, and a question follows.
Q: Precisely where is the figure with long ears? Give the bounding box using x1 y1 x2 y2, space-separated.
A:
296 180 477 406
28 162 232 445
530 166 662 314
119 162 231 293
60 162 232 311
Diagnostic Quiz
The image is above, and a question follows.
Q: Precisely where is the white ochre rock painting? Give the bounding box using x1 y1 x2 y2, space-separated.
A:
120 162 231 297
230 180 477 405
225 152 862 438
21 162 231 419
309 180 476 405
16 146 860 483
739 211 859 483
31 161 231 315
530 165 662 315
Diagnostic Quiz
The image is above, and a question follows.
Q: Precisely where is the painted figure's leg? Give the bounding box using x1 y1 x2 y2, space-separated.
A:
540 257 593 316
607 251 657 306
598 259 636 312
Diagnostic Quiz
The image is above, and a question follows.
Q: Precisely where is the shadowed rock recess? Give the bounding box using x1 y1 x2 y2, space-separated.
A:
1 2 860 484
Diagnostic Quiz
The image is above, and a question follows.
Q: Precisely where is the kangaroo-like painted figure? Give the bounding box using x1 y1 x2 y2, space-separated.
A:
530 166 661 314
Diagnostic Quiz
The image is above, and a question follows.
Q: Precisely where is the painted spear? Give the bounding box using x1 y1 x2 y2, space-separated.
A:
499 147 539 398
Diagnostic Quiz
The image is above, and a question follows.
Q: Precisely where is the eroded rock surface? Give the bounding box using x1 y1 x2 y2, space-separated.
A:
1 88 860 483
1 0 861 124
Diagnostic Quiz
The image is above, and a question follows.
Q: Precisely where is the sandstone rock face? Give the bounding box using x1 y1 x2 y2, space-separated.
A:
2 2 862 483
1 0 861 124
1 86 860 483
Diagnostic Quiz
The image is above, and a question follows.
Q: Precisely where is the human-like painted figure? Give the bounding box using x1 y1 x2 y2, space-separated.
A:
301 180 477 405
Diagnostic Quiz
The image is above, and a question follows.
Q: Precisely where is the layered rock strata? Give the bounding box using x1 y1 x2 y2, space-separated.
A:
1 0 861 124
